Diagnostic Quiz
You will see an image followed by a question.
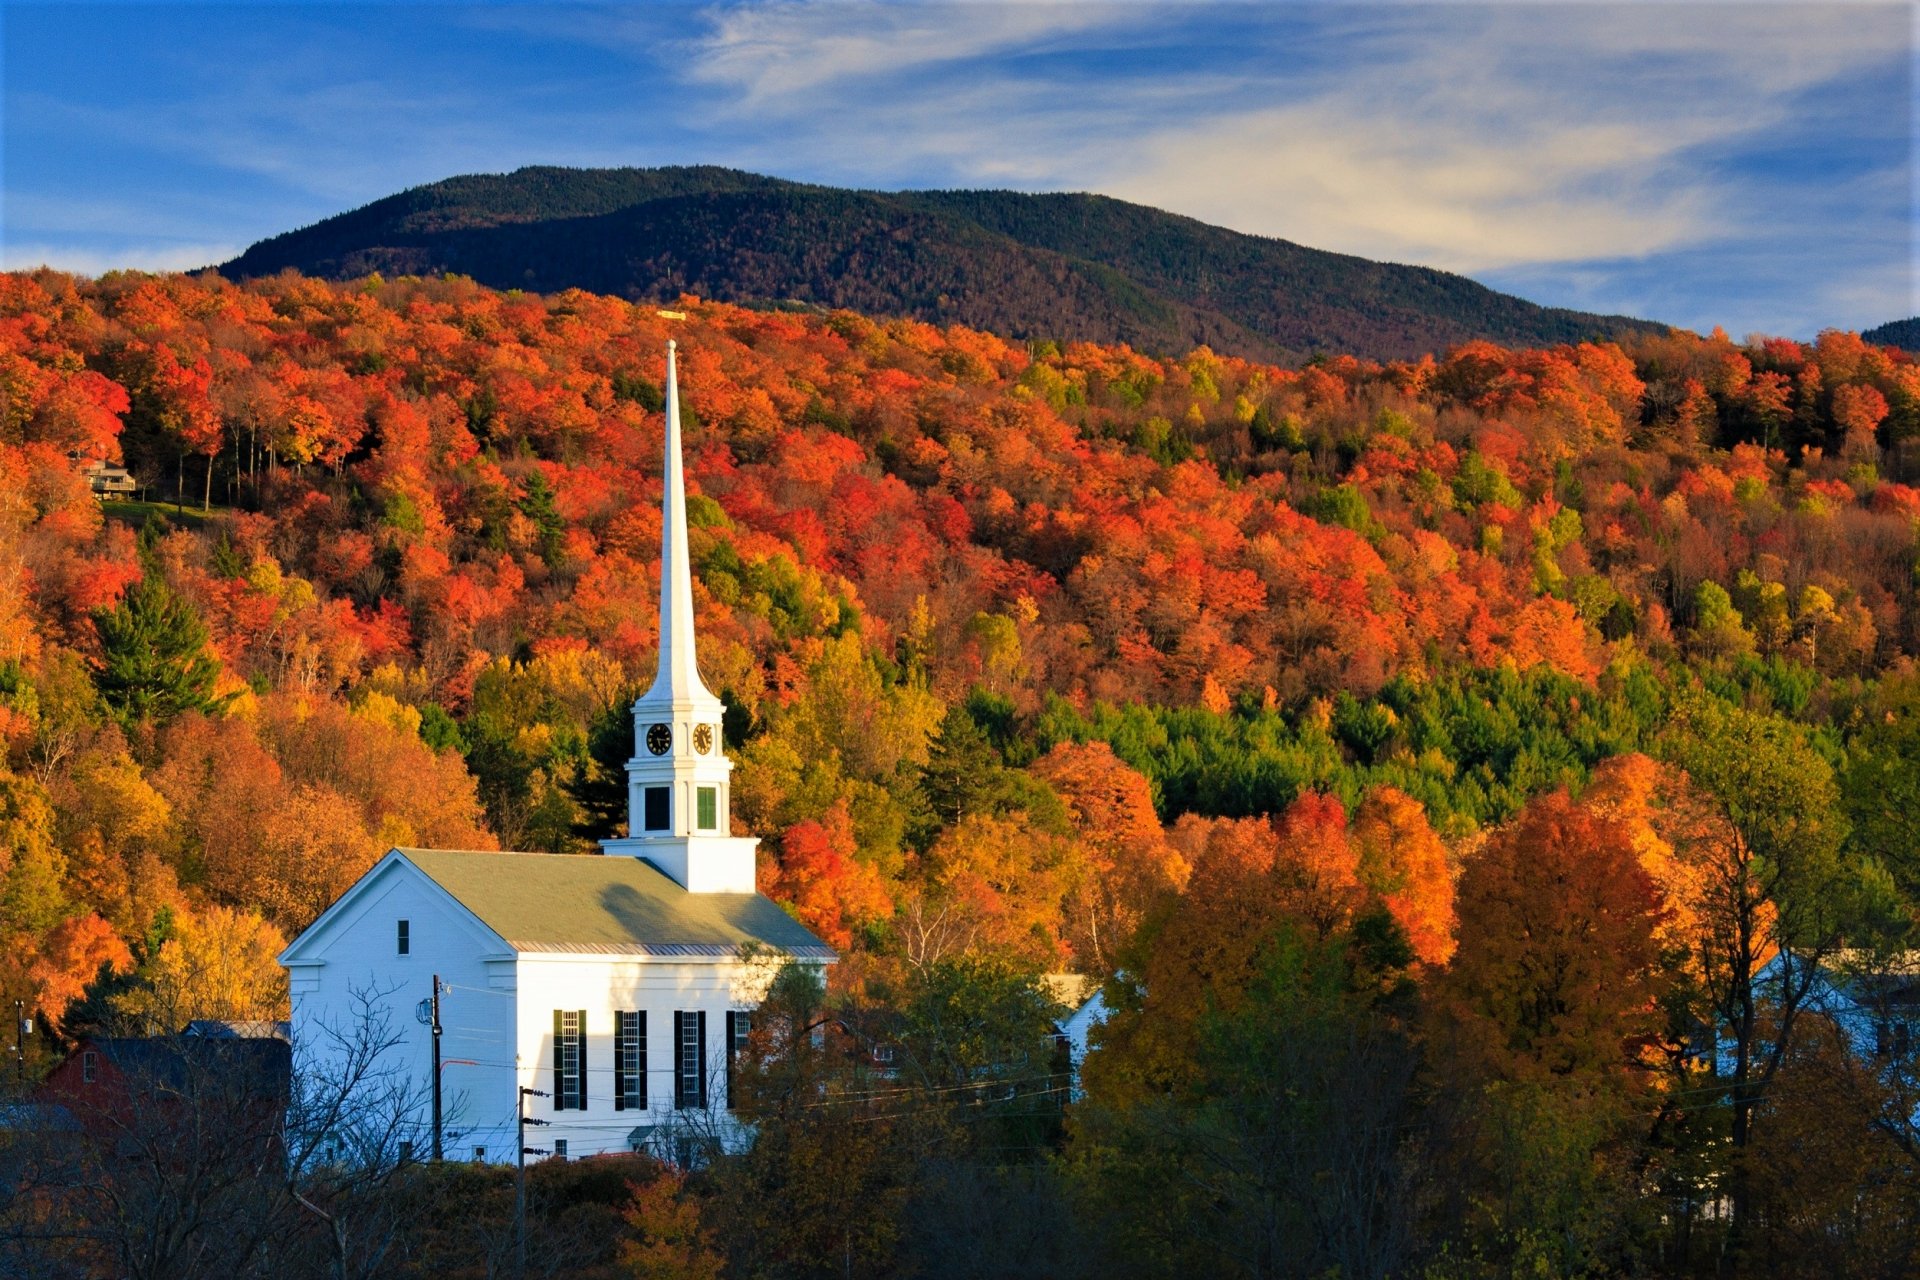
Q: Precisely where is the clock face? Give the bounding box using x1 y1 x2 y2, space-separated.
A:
646 723 672 756
693 723 714 755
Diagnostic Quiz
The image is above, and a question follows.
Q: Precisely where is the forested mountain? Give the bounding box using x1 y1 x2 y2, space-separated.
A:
1866 316 1920 352
217 166 1665 362
4 268 1920 1275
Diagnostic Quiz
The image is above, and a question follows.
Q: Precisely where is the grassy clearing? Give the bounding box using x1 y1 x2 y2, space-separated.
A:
100 498 230 531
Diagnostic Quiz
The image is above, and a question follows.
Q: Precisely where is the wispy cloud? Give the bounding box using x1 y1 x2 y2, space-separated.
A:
687 0 1150 106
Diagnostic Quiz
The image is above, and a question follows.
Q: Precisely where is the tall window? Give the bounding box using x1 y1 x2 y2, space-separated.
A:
696 786 718 831
644 786 671 832
674 1010 706 1110
553 1010 587 1110
396 919 410 955
725 1011 751 1110
614 1010 646 1112
82 1050 98 1084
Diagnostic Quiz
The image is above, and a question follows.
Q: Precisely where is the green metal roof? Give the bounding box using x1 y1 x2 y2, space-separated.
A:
397 848 834 959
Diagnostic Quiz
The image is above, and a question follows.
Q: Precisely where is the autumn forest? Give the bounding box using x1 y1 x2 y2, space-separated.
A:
4 267 1920 1277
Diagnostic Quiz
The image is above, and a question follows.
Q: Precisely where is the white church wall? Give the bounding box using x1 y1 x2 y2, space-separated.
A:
285 857 517 1163
512 952 778 1159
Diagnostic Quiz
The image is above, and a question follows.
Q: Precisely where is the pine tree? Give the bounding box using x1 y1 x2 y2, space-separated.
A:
92 576 224 725
569 692 639 842
918 702 1004 829
518 471 566 567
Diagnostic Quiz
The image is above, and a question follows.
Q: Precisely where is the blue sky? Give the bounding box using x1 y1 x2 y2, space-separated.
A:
2 1 1913 338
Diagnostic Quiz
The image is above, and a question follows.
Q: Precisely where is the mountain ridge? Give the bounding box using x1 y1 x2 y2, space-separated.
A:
1864 318 1920 352
219 165 1668 363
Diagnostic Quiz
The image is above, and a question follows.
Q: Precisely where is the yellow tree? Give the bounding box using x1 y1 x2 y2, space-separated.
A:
1349 786 1456 966
114 903 289 1030
1033 741 1187 973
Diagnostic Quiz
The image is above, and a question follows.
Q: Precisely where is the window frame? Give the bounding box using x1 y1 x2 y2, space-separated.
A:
674 1010 707 1110
553 1009 588 1110
396 918 410 955
614 1010 646 1112
644 786 671 832
696 786 718 831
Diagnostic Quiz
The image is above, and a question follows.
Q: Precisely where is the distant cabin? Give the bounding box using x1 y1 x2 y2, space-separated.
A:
82 461 136 498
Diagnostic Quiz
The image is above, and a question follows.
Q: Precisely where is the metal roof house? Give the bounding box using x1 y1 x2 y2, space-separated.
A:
278 344 833 1165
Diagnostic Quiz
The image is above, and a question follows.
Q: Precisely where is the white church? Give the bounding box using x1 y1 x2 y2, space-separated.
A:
278 342 833 1164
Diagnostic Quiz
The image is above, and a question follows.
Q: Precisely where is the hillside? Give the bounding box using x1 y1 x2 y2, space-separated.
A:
1866 316 1920 352
5 270 1920 1272
217 166 1666 363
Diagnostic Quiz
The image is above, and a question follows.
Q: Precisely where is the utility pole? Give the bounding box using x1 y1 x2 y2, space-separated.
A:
11 1000 28 1086
517 1086 549 1279
430 976 443 1161
417 976 445 1159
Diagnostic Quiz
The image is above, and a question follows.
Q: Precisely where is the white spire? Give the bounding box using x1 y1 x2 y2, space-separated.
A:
605 339 756 892
643 340 719 707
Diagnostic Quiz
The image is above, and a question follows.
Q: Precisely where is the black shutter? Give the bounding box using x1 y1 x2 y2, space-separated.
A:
552 1009 564 1111
673 1012 686 1109
577 1010 588 1109
697 1010 708 1109
614 1012 627 1112
636 1011 647 1111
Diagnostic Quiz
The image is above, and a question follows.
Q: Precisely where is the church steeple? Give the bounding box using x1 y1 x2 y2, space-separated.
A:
601 341 758 894
644 340 719 707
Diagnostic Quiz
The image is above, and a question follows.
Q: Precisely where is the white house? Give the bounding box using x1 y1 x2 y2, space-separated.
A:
278 341 834 1164
1043 976 1110 1102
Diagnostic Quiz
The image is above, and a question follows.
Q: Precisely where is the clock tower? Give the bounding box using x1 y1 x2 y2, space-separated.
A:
601 341 759 893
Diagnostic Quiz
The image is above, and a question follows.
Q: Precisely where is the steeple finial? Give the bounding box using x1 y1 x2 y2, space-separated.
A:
644 340 718 705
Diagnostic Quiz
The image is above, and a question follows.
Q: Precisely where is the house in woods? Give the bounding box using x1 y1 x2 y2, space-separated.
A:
36 1027 292 1141
1780 952 1920 1066
81 459 136 497
279 343 835 1166
1044 975 1110 1101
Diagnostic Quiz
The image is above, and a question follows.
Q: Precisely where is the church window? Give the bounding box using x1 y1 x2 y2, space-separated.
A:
553 1139 568 1159
697 787 718 831
674 1010 707 1109
397 919 410 955
82 1050 98 1083
726 1011 751 1110
553 1010 587 1110
615 1011 646 1111
644 786 671 832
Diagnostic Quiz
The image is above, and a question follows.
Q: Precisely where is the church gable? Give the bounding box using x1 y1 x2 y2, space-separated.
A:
278 848 507 968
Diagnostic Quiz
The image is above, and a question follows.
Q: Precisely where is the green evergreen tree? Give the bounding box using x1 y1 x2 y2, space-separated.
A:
518 471 566 567
918 702 1005 830
91 576 224 726
570 691 641 842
